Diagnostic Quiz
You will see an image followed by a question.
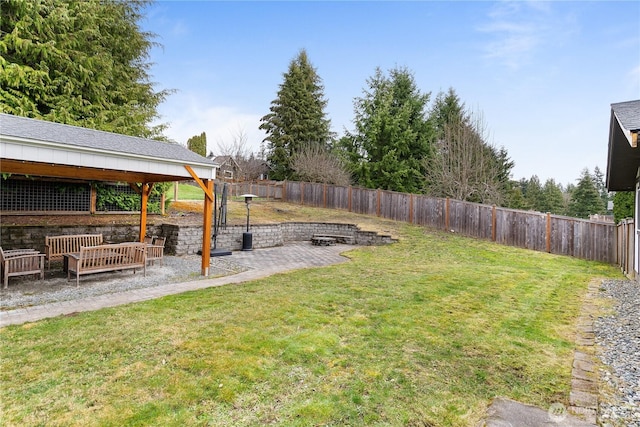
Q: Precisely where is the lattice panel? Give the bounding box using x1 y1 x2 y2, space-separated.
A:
1 179 91 212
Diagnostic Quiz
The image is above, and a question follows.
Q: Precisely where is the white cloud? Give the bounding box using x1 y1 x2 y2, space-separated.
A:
156 93 266 156
477 1 577 71
170 19 189 37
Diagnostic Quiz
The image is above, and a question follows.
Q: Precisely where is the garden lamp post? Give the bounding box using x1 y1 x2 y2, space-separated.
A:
240 194 257 251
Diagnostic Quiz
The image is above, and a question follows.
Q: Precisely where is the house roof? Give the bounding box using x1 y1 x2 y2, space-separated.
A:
612 100 640 133
606 100 640 191
0 113 216 183
210 155 240 169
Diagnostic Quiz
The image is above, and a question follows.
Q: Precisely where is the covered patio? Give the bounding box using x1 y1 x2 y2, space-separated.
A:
0 113 218 275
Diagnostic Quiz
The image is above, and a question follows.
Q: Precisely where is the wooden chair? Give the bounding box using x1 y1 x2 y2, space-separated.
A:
0 247 45 289
146 237 165 266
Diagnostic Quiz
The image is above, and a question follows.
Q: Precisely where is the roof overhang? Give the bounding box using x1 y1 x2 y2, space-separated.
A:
1 132 215 183
606 100 640 192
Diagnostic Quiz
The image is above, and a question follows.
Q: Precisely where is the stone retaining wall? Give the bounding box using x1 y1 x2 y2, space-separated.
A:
0 224 163 253
1 222 395 256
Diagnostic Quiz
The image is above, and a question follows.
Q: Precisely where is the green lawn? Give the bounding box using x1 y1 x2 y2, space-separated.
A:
0 224 621 426
173 182 205 200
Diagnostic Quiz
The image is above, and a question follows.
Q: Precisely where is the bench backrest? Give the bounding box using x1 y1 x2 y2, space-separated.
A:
78 243 146 269
45 234 103 258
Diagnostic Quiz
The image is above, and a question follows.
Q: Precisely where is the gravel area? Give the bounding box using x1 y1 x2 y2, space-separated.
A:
0 255 249 311
595 279 640 427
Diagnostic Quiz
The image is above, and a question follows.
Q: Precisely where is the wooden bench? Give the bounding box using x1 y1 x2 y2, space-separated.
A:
146 236 166 266
0 247 45 289
312 234 355 245
67 242 146 286
45 234 103 270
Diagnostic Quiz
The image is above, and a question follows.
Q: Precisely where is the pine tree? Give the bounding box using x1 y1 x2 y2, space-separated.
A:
187 132 207 157
524 176 544 211
0 0 170 138
540 179 565 214
259 49 332 180
424 88 513 205
592 166 610 210
345 66 433 193
612 191 634 223
568 169 605 218
430 88 467 138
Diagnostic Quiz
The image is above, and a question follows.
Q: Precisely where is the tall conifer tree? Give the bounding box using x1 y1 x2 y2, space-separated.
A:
568 169 605 218
0 0 170 138
344 67 432 193
187 132 207 157
260 49 332 180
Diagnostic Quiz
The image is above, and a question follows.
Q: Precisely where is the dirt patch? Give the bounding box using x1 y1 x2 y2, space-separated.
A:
1 200 402 238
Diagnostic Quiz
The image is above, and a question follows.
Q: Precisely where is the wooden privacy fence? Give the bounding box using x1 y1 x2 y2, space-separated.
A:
232 181 619 265
616 219 635 275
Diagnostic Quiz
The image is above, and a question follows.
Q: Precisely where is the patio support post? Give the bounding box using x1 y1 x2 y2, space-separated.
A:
201 179 213 275
184 165 215 276
137 183 153 243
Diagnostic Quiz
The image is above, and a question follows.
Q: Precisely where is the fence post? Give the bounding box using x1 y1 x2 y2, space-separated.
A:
300 182 305 206
90 183 97 214
545 212 551 253
377 189 381 217
283 180 287 202
348 186 352 212
546 212 551 253
323 183 327 208
409 194 414 224
492 205 496 241
445 198 450 231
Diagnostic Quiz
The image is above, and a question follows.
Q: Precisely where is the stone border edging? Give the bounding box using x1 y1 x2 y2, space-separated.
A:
569 279 601 423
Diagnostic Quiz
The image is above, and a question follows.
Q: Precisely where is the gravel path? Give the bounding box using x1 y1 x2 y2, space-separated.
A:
0 255 248 311
595 279 640 427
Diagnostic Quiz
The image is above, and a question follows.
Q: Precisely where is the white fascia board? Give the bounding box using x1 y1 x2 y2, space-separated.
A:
1 135 215 180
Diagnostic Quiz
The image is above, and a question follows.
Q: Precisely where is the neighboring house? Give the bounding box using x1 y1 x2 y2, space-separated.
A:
605 99 640 276
210 155 242 181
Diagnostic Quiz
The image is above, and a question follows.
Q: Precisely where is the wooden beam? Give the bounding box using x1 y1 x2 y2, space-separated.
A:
184 165 214 202
129 183 142 195
139 183 152 242
201 179 213 275
184 165 214 276
0 159 192 183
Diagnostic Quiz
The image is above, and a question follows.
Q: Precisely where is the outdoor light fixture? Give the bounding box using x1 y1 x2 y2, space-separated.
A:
240 194 257 251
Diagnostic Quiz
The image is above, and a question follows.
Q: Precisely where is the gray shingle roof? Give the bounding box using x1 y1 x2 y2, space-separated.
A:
0 113 213 166
611 100 640 132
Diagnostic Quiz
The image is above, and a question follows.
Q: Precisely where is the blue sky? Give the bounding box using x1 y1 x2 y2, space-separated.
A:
142 1 639 186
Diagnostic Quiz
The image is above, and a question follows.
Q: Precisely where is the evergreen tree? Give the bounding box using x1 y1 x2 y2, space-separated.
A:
344 66 432 193
187 132 207 157
568 169 605 218
430 88 467 138
592 166 610 210
0 0 170 138
424 89 513 205
524 175 544 211
540 179 565 214
613 191 634 223
260 49 332 180
505 185 527 209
